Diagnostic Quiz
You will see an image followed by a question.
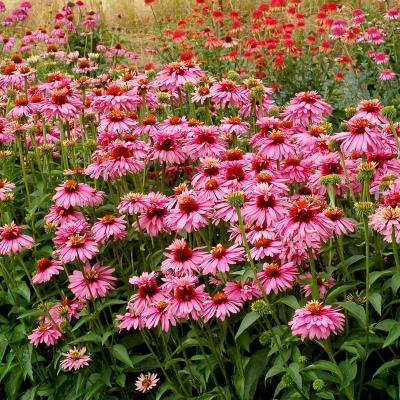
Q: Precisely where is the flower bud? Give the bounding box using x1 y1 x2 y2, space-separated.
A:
381 105 396 119
251 299 271 315
354 201 375 217
312 379 325 391
320 174 342 186
226 191 245 207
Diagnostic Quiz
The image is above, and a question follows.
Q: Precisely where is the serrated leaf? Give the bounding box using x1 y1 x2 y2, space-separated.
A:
111 344 133 368
287 363 302 390
391 273 400 294
265 364 285 380
235 312 260 340
339 359 357 389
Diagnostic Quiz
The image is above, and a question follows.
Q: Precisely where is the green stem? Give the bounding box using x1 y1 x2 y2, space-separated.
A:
307 247 320 300
391 227 400 275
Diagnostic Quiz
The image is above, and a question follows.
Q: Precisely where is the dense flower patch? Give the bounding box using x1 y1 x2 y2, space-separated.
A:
0 0 399 399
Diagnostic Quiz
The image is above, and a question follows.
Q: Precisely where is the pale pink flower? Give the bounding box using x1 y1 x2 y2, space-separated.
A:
203 291 242 322
135 372 159 393
154 61 203 91
68 262 116 300
283 91 332 128
258 129 296 160
250 237 284 261
28 322 62 346
289 300 345 341
116 309 144 331
324 208 356 235
166 190 212 233
224 279 260 301
98 109 137 134
118 192 146 215
201 243 245 274
210 79 248 107
369 206 400 243
169 275 207 320
257 261 298 294
44 205 86 226
242 183 287 227
143 299 177 331
91 215 127 243
0 222 34 255
53 179 95 209
148 130 187 164
60 347 91 371
184 126 226 160
128 272 163 313
32 258 63 284
379 69 396 81
161 239 206 276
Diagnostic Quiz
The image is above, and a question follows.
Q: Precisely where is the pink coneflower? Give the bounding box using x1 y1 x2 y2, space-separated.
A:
118 192 146 215
60 347 91 371
92 84 140 113
379 69 396 81
224 279 260 301
242 183 287 227
278 198 334 247
137 192 170 237
49 298 82 323
0 179 15 199
369 206 400 243
32 258 63 284
384 8 400 20
289 300 345 341
258 129 296 160
143 299 177 331
53 179 95 209
192 157 222 189
166 190 212 233
73 58 97 73
220 116 250 136
350 99 388 125
128 272 163 312
8 96 36 119
148 130 187 164
28 322 62 346
222 160 251 190
210 79 248 107
299 273 335 298
41 86 82 120
199 177 230 201
324 208 356 235
281 156 312 183
44 204 86 226
169 275 207 319
192 85 212 104
91 215 127 243
55 225 98 263
250 237 284 261
203 291 242 322
201 243 245 274
116 309 144 331
283 91 332 128
135 372 159 393
154 61 203 91
184 126 226 160
334 118 385 155
98 109 137 134
368 51 388 65
160 115 188 133
161 238 205 276
134 113 161 136
68 262 116 300
0 222 34 255
257 261 298 294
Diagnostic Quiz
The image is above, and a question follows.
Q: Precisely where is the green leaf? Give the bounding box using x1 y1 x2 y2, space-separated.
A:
277 295 300 309
69 332 101 345
15 282 31 302
243 349 269 400
339 359 357 389
305 360 340 378
373 359 400 377
21 345 33 381
325 281 361 303
337 302 366 328
287 363 302 390
369 270 394 287
391 273 400 294
116 374 126 387
368 292 382 315
111 344 133 368
265 365 285 380
383 325 400 348
21 386 37 400
235 312 260 340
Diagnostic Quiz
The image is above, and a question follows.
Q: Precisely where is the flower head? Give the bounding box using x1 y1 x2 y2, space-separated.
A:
60 347 91 371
